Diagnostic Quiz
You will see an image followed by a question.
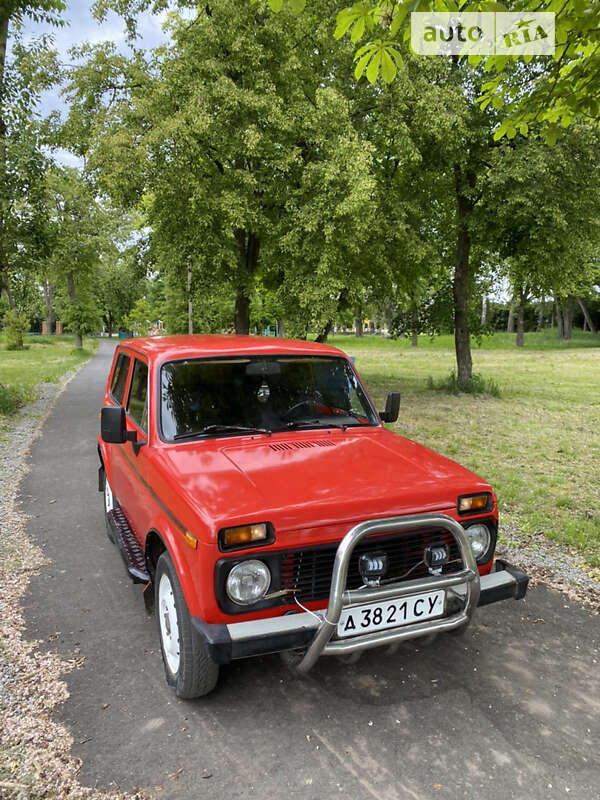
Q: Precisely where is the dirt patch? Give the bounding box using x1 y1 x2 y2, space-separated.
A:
498 524 600 616
0 373 147 800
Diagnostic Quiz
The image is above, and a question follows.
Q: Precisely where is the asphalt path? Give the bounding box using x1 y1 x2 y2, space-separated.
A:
22 340 600 800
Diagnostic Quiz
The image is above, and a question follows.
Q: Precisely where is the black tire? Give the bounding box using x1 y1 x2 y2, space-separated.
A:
155 551 219 699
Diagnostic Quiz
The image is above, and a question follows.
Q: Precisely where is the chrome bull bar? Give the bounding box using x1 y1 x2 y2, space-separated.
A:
296 513 480 673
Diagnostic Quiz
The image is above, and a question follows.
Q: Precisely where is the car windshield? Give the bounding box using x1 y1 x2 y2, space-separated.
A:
160 356 378 441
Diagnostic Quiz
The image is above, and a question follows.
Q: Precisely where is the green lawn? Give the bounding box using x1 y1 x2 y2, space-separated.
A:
0 334 97 423
331 331 600 571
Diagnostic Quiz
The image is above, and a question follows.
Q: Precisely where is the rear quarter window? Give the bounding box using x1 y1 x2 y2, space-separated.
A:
110 352 131 404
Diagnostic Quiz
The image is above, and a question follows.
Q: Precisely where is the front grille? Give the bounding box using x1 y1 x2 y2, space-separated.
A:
279 529 462 603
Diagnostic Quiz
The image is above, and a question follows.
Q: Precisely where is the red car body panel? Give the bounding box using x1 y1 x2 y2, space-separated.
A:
99 335 498 625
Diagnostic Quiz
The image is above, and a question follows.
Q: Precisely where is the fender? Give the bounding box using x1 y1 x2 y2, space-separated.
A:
145 510 207 618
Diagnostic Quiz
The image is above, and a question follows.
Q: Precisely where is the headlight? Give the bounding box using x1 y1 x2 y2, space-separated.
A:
226 560 271 605
464 523 491 561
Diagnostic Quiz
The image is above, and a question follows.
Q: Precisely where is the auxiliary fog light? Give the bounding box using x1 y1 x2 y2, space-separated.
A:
226 560 271 606
464 523 491 561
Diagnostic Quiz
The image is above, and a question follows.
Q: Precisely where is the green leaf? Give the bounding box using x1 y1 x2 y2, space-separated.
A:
354 51 372 80
334 9 356 40
381 49 397 83
389 2 410 37
268 0 284 11
354 42 375 60
493 120 507 141
387 46 404 70
544 124 561 146
366 51 382 84
351 16 366 43
288 0 306 14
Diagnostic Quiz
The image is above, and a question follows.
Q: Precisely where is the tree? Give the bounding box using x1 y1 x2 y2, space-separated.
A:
44 168 110 347
65 0 376 335
0 1 64 306
264 1 600 143
484 125 600 344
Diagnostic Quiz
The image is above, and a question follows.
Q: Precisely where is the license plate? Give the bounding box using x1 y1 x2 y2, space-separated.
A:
337 590 445 638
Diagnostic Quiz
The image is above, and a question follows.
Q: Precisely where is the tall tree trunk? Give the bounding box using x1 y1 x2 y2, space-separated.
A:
536 299 544 332
233 230 260 335
577 298 597 334
43 280 54 333
453 227 472 385
507 296 516 333
383 301 394 334
66 271 82 349
234 291 250 335
315 320 333 344
354 308 363 338
276 318 285 338
453 164 474 387
410 301 418 347
516 286 528 347
481 294 487 326
563 299 574 340
555 300 564 339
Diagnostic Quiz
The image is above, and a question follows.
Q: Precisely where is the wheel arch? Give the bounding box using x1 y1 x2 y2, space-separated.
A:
144 526 201 616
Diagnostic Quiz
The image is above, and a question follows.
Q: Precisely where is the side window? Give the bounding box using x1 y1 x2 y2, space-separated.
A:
110 352 131 404
127 359 149 432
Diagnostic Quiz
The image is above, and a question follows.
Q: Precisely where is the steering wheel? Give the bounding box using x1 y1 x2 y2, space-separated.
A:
282 392 326 420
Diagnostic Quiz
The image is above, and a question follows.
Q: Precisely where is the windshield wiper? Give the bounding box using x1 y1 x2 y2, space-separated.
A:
285 419 345 430
173 424 272 440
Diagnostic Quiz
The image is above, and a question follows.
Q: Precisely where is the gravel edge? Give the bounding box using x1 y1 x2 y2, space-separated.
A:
0 363 148 800
497 525 600 615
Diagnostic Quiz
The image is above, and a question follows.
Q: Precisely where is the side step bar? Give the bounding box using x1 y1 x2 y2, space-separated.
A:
106 508 150 584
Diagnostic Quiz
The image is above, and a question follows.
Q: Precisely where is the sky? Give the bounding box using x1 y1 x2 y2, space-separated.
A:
21 0 170 165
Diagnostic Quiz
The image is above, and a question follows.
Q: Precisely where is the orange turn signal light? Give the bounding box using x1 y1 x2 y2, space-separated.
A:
185 532 198 550
458 493 491 515
223 524 268 548
220 523 273 551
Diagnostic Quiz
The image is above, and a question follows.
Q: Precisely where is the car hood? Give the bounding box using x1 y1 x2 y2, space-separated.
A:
152 428 492 536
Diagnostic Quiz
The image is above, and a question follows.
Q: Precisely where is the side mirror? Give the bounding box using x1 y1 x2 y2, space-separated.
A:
379 392 400 423
101 405 127 443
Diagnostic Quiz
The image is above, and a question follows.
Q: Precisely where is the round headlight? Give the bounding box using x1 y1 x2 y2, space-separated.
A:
464 523 491 561
226 560 271 606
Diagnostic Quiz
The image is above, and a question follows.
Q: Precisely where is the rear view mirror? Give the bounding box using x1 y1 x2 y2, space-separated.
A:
101 405 127 443
245 360 281 377
379 392 400 423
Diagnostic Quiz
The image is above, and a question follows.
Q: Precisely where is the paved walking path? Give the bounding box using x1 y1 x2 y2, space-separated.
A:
21 340 600 800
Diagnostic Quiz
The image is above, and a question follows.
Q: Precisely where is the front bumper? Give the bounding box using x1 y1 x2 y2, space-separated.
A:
192 515 528 668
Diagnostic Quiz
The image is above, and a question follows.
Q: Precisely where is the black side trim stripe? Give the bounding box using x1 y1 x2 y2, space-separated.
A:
116 444 187 534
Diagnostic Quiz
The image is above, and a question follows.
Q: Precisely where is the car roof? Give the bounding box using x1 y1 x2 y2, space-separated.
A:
117 334 349 362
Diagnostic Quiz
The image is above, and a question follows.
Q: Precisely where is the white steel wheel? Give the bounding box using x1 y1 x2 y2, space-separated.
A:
158 572 181 675
154 552 219 698
103 473 116 544
104 476 114 513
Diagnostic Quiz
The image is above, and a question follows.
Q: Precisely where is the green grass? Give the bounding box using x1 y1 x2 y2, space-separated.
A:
0 334 98 424
331 331 600 570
